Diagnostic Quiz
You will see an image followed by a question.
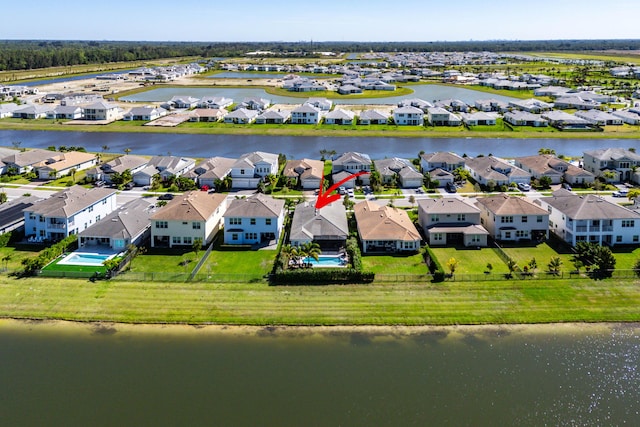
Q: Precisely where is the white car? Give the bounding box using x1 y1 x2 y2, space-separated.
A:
517 183 531 192
612 189 629 198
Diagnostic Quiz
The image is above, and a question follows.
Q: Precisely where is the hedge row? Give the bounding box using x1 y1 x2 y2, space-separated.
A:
22 235 78 275
424 246 446 282
345 237 362 271
270 268 375 285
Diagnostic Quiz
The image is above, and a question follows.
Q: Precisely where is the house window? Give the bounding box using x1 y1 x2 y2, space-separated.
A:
232 233 238 241
547 206 553 214
245 232 257 240
622 220 635 228
240 170 245 175
516 230 527 238
229 218 241 225
616 236 622 243
431 215 439 222
471 235 480 243
265 218 272 225
250 218 256 225
457 214 465 221
156 221 168 229
172 236 181 244
88 206 93 213
433 233 443 241
504 231 511 239
501 216 513 223
183 236 192 244
522 216 528 223
537 216 543 223
29 213 36 220
634 235 639 242
192 222 201 230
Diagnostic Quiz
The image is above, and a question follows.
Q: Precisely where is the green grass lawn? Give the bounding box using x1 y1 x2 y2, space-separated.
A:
204 249 276 276
611 247 640 270
430 246 509 274
127 247 201 274
501 241 576 273
0 245 40 272
361 252 428 274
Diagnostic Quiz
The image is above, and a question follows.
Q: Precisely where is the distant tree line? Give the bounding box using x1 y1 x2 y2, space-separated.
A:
2 39 640 71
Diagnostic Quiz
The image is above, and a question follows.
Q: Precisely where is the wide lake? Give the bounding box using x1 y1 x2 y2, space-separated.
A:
120 84 517 105
0 130 633 159
1 321 639 426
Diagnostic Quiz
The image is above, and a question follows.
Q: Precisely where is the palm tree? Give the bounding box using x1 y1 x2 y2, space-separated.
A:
124 148 132 155
264 174 278 192
69 168 77 183
299 242 321 267
280 244 300 268
547 257 562 275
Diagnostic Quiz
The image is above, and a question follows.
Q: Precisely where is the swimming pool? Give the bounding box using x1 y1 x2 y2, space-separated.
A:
305 255 349 268
58 252 116 267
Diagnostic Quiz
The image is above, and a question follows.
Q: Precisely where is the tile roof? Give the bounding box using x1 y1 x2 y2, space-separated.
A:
354 200 421 241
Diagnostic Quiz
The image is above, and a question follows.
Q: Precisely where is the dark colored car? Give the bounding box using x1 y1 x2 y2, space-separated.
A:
158 193 174 200
445 182 457 193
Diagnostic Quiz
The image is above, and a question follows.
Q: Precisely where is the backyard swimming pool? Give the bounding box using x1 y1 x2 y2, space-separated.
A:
306 255 349 268
58 252 116 267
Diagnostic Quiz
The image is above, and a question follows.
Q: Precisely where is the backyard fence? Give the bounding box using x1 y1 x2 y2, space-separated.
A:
113 271 267 283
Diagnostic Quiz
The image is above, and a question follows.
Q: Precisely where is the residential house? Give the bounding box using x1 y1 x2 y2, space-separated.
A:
164 96 199 109
151 191 227 248
0 103 21 118
46 105 83 120
283 158 324 190
508 98 553 113
358 109 389 125
353 200 421 254
611 110 640 125
503 111 548 127
332 152 372 186
1 148 61 174
475 194 549 242
123 106 167 121
514 154 595 185
230 151 279 189
23 186 117 241
465 156 531 187
289 201 348 251
223 194 285 245
574 110 623 126
420 152 465 173
12 104 53 119
397 98 433 112
189 108 226 122
553 96 600 110
223 108 258 124
583 148 640 182
255 109 290 124
0 195 40 235
324 109 356 125
290 104 322 124
197 96 233 109
305 98 333 111
417 198 488 247
393 106 424 125
536 189 640 247
426 107 461 126
374 157 423 188
78 198 156 250
96 155 149 184
428 168 454 188
459 112 496 126
82 101 120 121
132 155 196 186
240 97 271 111
187 156 235 189
36 151 99 180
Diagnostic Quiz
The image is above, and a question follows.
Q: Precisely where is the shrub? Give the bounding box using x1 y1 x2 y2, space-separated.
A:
424 246 445 282
345 237 362 271
270 269 375 285
21 234 78 276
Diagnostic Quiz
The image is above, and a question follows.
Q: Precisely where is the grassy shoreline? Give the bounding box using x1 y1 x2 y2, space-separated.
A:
0 276 639 326
2 120 640 139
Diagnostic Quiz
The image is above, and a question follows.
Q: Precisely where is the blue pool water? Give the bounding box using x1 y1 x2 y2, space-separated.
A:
306 255 348 268
59 252 114 266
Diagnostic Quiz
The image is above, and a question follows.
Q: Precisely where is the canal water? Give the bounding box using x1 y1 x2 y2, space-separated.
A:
119 84 518 106
1 321 638 426
0 130 634 159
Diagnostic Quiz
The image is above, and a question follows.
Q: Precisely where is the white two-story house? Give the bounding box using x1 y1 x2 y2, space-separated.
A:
583 148 640 183
151 191 227 248
223 194 285 245
392 106 424 126
536 189 640 247
23 186 117 241
475 194 549 242
230 151 279 189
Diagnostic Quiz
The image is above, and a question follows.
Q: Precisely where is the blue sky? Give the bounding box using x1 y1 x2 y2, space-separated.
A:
5 0 639 42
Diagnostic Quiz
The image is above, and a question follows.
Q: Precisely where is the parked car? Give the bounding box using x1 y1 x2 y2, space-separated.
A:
347 188 355 197
158 193 174 200
517 182 531 192
338 186 346 195
123 182 135 190
561 183 572 191
612 189 629 198
445 182 457 193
